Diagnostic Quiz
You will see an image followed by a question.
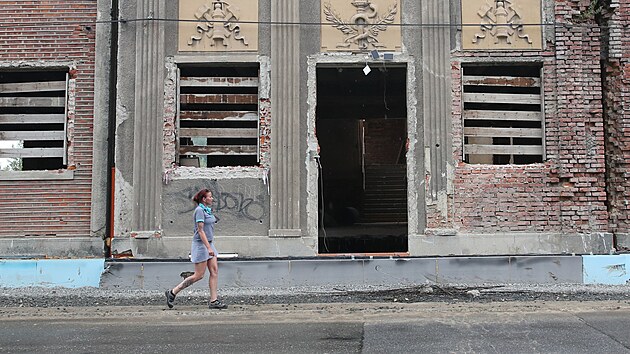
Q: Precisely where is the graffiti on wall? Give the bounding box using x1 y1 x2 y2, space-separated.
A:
167 182 267 221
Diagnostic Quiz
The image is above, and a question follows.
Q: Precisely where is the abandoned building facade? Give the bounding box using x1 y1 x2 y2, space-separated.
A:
1 0 629 258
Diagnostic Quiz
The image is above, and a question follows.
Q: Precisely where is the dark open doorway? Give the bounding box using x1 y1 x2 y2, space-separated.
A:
316 65 408 254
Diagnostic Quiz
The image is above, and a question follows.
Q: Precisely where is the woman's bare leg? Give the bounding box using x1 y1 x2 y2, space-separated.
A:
207 257 219 301
173 261 206 295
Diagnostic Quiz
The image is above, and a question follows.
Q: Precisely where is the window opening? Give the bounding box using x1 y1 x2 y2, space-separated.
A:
177 65 260 167
0 70 67 171
462 64 544 165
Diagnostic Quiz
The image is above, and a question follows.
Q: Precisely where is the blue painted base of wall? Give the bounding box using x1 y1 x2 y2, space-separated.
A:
0 259 104 288
583 255 630 285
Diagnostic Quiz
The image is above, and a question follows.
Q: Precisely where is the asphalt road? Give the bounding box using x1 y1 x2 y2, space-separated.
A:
1 301 629 353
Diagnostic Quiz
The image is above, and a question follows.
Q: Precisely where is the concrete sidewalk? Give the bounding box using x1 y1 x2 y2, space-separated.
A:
1 254 629 289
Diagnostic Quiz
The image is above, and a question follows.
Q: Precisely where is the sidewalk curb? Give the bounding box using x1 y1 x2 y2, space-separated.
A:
1 255 628 289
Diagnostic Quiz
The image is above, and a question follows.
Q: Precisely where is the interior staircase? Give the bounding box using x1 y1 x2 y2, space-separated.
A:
360 164 408 223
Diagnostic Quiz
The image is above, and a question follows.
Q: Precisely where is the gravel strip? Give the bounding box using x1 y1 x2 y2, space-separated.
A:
1 283 629 308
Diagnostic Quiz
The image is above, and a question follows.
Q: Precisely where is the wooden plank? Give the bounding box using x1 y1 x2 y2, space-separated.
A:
180 77 259 88
463 110 542 121
0 97 65 107
463 92 541 105
464 127 543 138
0 81 66 93
179 128 258 138
0 114 65 124
180 94 258 105
465 144 543 155
0 148 64 158
0 131 64 141
180 145 257 155
179 111 258 121
463 75 540 87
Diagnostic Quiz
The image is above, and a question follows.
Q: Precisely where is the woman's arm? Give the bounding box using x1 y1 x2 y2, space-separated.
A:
197 222 214 256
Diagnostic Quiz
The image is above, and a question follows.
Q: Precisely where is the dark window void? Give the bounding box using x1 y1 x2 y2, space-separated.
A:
316 66 408 254
0 70 67 171
462 64 544 165
178 64 259 167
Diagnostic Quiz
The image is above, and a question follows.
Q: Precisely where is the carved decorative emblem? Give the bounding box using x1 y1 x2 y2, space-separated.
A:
187 0 248 48
323 0 398 50
473 0 532 45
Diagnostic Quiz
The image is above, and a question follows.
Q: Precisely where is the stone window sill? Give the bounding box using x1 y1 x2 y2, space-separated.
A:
0 170 74 181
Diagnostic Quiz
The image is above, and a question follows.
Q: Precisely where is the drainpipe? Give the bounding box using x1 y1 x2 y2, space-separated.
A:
105 0 119 257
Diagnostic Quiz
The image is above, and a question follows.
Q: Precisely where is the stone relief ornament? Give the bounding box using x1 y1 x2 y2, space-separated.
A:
187 0 248 48
323 0 398 50
473 0 532 45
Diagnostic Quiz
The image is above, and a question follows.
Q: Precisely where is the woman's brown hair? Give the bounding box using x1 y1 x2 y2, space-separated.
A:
193 188 211 204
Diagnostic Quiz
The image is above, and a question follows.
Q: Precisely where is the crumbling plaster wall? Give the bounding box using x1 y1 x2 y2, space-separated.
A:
112 0 140 239
442 0 612 254
603 0 630 250
303 0 425 242
112 0 318 258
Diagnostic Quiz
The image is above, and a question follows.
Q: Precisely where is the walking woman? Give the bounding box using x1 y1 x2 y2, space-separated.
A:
165 188 228 309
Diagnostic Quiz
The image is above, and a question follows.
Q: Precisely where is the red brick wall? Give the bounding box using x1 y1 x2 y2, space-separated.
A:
364 119 405 165
604 0 630 235
0 1 96 237
433 0 609 233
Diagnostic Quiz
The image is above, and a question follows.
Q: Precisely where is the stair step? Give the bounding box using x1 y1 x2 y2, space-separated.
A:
360 165 408 223
363 197 407 202
363 205 408 211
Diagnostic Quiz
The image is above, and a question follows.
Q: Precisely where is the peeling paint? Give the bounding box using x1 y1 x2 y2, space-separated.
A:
305 55 319 239
605 263 626 276
162 57 178 170
114 168 134 237
115 100 129 129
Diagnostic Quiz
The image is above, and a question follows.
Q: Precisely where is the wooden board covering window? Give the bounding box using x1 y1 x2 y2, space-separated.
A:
0 71 67 170
178 66 260 167
462 65 544 165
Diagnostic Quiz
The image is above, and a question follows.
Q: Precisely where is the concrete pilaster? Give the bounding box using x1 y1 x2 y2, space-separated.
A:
269 0 301 237
422 0 452 201
131 0 165 235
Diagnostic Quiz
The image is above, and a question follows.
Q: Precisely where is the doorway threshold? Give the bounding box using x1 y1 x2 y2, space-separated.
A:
316 252 410 258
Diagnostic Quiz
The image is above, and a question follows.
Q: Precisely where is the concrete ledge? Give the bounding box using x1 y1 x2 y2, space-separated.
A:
0 259 104 288
409 233 614 256
3 255 626 289
616 233 630 250
0 237 104 258
0 170 74 181
100 256 584 290
112 235 318 259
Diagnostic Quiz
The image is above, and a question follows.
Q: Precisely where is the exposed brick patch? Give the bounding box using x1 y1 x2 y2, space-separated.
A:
603 0 630 235
435 0 609 234
259 98 271 168
162 60 272 172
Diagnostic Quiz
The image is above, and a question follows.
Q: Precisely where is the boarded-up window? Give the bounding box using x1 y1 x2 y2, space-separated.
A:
0 70 67 171
178 65 259 167
462 64 544 165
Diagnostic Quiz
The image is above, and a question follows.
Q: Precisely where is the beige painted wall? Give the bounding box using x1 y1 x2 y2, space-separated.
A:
321 0 401 52
179 0 258 52
461 0 542 50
